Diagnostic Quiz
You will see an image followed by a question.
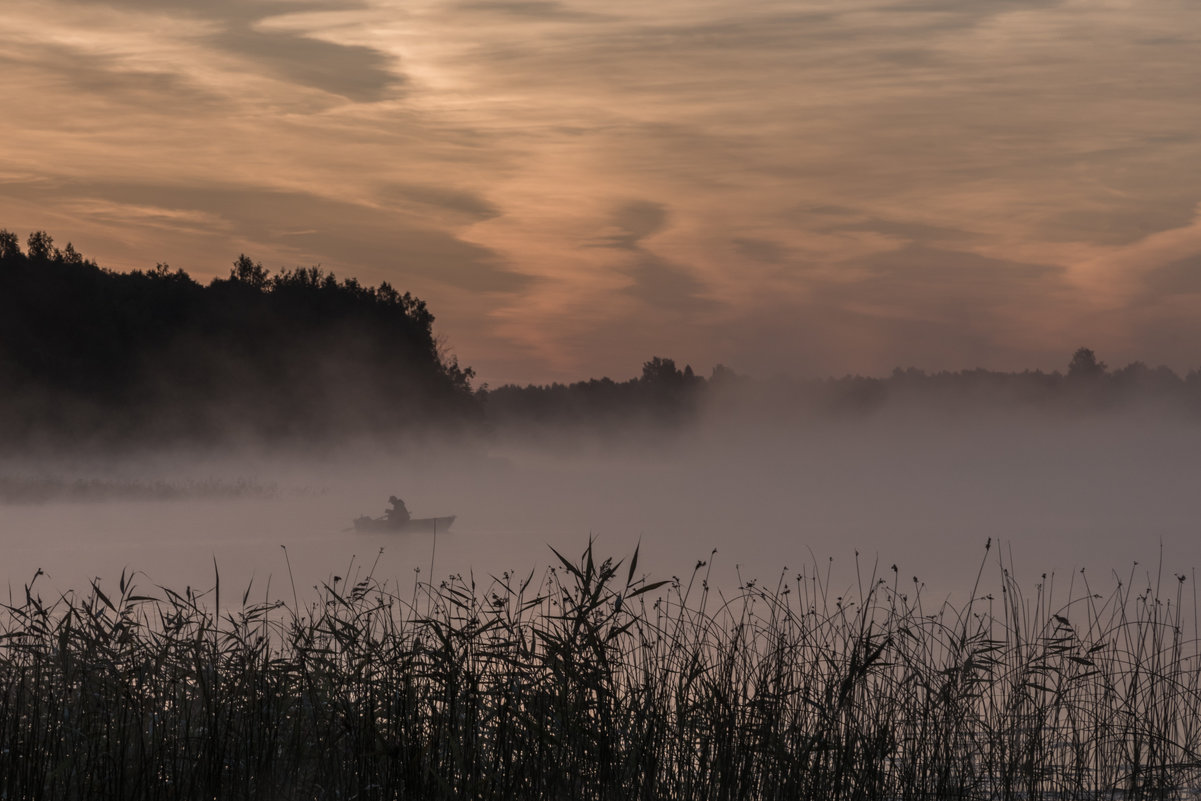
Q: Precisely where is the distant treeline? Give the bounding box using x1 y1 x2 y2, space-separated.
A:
0 230 476 450
479 356 709 431
4 229 1200 451
482 348 1201 433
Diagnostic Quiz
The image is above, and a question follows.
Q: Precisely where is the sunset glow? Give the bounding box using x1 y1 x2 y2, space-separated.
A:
3 0 1199 384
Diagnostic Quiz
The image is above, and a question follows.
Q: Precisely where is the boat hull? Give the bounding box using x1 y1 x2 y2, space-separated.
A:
353 515 455 534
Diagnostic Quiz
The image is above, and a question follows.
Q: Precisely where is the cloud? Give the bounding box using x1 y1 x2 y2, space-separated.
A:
623 253 717 314
0 179 531 293
786 245 1070 368
875 0 1068 29
209 28 401 101
589 201 668 250
1143 253 1201 298
453 1 607 21
0 41 214 110
732 238 787 264
821 218 981 245
834 244 1063 308
1063 206 1201 306
55 0 402 100
1040 198 1201 247
60 0 369 23
5 0 1201 382
379 184 502 223
579 201 716 314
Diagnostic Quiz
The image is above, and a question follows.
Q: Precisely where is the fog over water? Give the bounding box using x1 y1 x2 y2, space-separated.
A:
4 408 1201 607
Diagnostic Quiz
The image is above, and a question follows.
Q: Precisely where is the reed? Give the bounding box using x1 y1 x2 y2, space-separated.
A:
2 541 1200 800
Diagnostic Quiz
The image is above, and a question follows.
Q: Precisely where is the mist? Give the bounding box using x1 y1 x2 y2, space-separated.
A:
5 397 1200 609
5 235 1196 608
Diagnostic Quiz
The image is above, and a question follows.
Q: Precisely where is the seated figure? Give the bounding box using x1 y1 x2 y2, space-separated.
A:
385 495 410 524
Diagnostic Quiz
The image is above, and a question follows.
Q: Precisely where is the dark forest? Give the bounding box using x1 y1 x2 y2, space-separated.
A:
0 230 476 450
3 230 1200 452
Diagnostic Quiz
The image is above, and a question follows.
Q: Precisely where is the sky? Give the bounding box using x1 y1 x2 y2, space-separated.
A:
1 0 1200 386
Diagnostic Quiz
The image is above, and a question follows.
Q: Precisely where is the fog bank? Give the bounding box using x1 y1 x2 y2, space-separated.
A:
3 404 1199 609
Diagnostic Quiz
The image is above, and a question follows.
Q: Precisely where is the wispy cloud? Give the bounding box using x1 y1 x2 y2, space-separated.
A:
208 27 401 101
1 0 1200 382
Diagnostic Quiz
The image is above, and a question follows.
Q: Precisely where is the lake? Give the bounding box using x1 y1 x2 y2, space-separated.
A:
4 410 1200 607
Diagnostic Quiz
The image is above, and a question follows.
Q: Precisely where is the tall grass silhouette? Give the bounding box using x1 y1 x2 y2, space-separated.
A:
2 540 1200 800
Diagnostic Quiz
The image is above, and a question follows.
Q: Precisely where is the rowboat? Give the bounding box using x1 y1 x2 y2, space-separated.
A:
352 515 456 534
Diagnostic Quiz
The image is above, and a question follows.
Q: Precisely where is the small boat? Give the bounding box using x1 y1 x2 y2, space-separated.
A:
352 515 456 534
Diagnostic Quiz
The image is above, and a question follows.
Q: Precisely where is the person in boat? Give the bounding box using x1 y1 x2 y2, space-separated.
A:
384 495 411 525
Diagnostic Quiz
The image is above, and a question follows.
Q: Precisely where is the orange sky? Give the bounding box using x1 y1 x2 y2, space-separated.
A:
2 0 1200 385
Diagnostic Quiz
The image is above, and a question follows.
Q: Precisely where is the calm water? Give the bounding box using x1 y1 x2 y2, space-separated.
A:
4 413 1201 606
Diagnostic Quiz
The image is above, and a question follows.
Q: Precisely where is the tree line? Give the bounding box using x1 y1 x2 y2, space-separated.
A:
3 229 1199 452
479 352 1201 434
0 230 476 450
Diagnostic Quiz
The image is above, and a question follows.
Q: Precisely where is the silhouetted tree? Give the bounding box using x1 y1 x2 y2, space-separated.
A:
60 242 83 265
230 254 270 289
9 227 1201 449
0 229 480 450
641 356 683 386
0 229 20 260
26 231 55 261
1068 347 1106 379
709 364 738 385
